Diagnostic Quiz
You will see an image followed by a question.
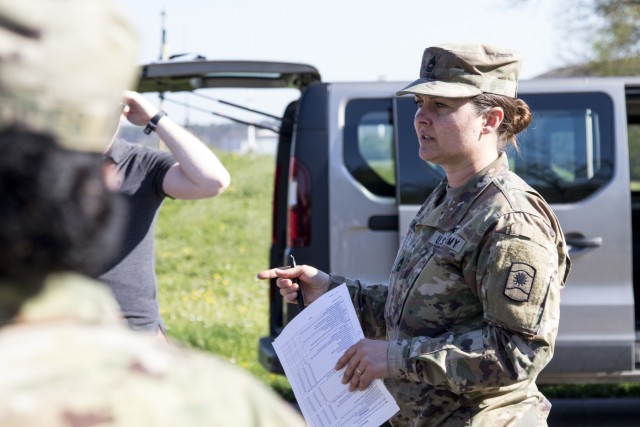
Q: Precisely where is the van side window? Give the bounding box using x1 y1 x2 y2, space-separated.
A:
627 92 640 328
344 99 395 197
628 94 640 191
515 93 615 204
629 122 640 188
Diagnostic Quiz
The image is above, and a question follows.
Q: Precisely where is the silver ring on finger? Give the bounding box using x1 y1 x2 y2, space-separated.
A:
355 367 363 375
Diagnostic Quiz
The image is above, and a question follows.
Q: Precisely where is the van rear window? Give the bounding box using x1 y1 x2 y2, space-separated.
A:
343 99 396 198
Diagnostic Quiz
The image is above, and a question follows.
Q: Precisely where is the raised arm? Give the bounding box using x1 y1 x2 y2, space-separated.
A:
122 90 231 200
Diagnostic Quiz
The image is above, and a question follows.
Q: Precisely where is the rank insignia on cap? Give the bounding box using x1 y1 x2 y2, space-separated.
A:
504 262 536 302
423 56 437 79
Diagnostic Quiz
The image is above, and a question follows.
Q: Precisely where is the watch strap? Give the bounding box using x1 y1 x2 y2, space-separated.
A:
143 110 168 135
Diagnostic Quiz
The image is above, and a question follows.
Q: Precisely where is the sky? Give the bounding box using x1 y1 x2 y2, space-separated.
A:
114 0 575 125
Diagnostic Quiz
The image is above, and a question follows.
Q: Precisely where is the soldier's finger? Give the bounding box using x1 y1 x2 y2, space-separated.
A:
275 277 294 289
348 370 360 391
335 345 357 371
256 268 280 280
278 281 298 302
357 373 371 391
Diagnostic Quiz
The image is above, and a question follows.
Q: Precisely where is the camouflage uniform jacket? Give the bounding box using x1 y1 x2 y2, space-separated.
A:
330 153 571 426
0 273 305 427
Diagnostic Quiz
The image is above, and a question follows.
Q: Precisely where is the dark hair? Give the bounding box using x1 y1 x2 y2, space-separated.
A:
0 127 125 288
471 93 532 153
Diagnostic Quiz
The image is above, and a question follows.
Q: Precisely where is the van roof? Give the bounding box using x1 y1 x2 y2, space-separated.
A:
137 59 321 93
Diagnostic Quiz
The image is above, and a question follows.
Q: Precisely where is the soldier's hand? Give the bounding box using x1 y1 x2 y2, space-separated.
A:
336 339 390 391
256 264 330 307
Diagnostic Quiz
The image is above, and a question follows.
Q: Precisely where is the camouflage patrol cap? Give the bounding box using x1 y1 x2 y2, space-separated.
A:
0 0 138 152
396 43 521 98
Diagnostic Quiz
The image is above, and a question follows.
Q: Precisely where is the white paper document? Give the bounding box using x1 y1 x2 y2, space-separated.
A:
273 284 399 427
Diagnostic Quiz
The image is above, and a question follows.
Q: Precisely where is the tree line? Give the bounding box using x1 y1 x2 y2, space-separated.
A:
515 0 640 76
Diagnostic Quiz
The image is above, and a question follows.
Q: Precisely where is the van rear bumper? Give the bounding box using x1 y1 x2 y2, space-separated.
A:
258 336 284 374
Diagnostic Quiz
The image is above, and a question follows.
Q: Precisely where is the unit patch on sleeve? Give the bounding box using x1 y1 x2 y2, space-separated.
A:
504 262 536 302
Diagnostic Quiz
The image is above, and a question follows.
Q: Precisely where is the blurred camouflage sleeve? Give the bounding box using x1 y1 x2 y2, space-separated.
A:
329 274 388 340
387 212 564 395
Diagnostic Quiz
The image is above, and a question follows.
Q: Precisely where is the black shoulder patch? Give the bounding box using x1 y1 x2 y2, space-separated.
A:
504 262 536 302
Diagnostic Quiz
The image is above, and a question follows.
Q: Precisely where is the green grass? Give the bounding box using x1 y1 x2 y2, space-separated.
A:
155 151 292 398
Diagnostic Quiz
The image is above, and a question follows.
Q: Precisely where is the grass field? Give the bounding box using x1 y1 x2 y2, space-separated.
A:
154 151 293 399
154 150 640 401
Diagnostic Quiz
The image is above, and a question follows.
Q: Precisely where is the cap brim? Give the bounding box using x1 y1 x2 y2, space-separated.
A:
395 78 482 98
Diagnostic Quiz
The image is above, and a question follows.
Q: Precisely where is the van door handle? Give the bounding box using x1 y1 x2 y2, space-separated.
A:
565 235 602 256
368 215 398 231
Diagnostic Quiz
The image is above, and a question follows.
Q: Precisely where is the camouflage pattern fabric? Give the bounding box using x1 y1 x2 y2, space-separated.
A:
330 153 570 426
0 0 138 153
396 43 521 99
0 273 306 427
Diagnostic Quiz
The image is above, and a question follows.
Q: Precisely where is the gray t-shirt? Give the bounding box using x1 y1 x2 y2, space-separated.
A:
97 139 175 332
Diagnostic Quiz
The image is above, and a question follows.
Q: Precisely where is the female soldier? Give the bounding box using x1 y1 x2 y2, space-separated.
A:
258 43 571 426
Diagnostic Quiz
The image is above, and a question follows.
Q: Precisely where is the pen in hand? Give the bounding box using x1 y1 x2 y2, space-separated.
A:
289 254 305 311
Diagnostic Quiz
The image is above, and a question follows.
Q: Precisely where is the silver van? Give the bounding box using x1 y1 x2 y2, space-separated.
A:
138 59 640 383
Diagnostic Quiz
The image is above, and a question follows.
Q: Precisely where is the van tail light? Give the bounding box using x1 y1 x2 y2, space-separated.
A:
287 157 311 248
271 165 282 245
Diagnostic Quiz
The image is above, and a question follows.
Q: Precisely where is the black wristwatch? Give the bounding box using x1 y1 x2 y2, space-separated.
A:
143 110 168 135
